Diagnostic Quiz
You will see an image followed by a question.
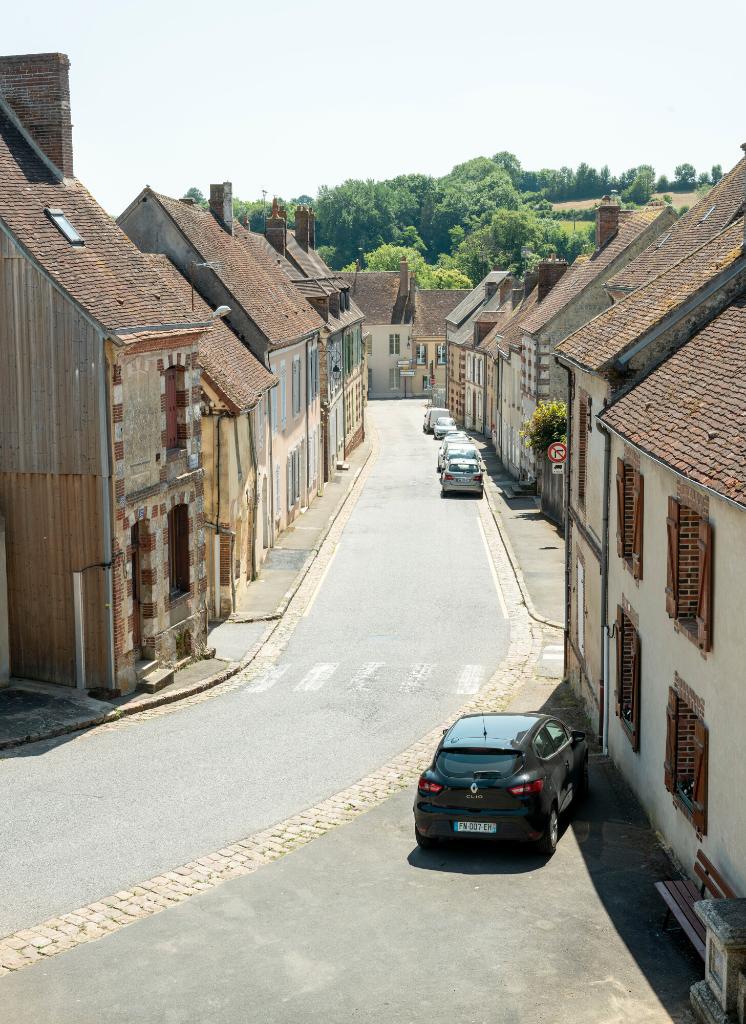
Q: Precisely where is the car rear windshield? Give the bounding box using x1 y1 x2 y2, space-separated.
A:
436 750 521 780
448 460 479 470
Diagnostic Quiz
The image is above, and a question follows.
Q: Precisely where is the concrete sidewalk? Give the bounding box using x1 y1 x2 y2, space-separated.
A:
0 437 372 752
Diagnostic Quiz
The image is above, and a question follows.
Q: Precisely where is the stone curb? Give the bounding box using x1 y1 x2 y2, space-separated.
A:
0 441 375 753
0 467 548 977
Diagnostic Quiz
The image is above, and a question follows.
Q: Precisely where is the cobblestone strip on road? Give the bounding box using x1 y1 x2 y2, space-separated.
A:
0 447 556 976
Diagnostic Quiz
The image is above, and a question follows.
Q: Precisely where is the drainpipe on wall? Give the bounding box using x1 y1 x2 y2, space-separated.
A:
599 420 612 754
304 337 311 507
562 362 573 677
247 407 259 581
267 387 276 548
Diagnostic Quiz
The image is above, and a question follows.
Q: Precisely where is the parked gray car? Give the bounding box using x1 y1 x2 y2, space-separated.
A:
441 454 484 498
433 416 458 440
437 437 482 473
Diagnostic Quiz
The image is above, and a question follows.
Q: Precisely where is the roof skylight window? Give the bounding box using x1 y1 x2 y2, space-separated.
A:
699 204 716 223
655 231 671 249
44 207 84 245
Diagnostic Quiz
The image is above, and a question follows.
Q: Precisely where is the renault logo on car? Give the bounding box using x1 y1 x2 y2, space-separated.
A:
470 781 479 794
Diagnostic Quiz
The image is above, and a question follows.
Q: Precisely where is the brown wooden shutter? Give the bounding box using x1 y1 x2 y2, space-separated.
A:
696 520 713 652
631 629 641 752
176 505 190 593
665 497 680 618
664 687 677 792
632 471 644 580
692 718 708 834
165 367 178 449
615 458 625 558
614 606 623 719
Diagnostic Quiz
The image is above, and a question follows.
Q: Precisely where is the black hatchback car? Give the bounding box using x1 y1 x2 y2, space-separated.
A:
413 713 588 855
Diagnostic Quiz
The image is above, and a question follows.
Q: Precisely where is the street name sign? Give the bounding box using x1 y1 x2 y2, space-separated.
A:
399 370 415 377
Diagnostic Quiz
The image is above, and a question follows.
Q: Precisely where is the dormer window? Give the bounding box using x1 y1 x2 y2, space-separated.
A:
45 208 84 245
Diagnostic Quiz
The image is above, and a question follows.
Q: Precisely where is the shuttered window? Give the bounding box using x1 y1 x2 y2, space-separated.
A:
665 498 713 651
615 459 644 579
615 606 641 751
165 367 180 450
577 394 588 508
664 686 708 834
167 504 190 597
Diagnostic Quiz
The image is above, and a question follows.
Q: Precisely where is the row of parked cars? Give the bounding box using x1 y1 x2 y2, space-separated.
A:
423 406 486 499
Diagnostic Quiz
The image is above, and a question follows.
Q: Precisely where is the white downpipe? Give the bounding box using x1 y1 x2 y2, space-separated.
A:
602 625 610 756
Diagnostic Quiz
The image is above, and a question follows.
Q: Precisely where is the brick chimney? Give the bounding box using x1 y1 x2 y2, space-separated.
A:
0 52 74 178
595 195 620 249
265 197 287 256
295 205 316 252
537 257 568 302
511 285 524 308
209 182 233 235
475 317 494 343
399 258 410 298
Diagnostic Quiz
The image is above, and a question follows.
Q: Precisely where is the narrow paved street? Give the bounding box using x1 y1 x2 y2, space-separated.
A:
0 401 509 936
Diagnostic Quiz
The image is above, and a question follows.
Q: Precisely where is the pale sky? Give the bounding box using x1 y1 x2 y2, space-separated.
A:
4 0 743 215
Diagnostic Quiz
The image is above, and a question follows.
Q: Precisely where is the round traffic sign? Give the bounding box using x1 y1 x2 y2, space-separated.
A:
548 441 567 464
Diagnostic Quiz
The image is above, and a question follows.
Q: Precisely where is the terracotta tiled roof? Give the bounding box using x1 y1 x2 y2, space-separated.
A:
599 293 746 507
0 102 207 338
445 272 509 327
151 191 323 347
493 286 539 355
149 255 276 412
556 220 746 371
339 271 413 324
522 206 674 336
608 159 746 295
412 289 470 338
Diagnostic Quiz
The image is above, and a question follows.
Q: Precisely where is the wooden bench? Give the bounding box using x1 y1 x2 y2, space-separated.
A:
655 850 736 959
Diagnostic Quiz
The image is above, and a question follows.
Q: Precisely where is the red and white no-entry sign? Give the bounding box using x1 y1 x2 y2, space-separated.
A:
547 441 567 464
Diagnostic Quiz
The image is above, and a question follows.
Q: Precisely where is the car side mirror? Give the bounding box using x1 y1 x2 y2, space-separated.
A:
571 730 585 746
442 728 448 736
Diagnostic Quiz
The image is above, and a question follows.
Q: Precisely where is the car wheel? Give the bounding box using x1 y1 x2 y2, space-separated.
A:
415 826 438 850
440 489 447 498
478 489 484 499
537 806 559 856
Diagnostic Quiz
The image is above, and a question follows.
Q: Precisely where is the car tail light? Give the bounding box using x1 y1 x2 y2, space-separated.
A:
418 775 444 794
507 779 544 796
444 473 454 480
473 474 483 482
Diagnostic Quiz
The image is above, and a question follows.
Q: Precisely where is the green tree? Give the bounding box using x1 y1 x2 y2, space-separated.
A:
521 400 567 451
355 244 470 289
623 165 655 205
711 164 723 184
182 186 207 208
674 163 697 190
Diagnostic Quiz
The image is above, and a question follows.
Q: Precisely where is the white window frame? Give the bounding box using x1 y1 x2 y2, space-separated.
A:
416 343 426 366
389 333 400 355
437 343 446 365
270 387 278 435
577 560 585 657
280 363 287 430
389 367 398 390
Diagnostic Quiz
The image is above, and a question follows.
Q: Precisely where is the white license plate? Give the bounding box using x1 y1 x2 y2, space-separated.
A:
454 821 497 834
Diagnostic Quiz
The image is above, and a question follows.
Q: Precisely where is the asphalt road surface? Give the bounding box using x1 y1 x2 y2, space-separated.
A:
0 400 509 936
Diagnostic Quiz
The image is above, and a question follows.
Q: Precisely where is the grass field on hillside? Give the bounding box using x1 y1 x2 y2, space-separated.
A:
555 218 594 234
552 190 700 212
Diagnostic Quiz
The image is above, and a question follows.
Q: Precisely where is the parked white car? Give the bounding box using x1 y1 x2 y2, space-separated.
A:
433 416 458 440
423 407 450 434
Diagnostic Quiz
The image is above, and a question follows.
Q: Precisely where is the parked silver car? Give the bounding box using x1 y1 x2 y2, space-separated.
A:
437 437 482 473
433 416 458 440
441 454 484 498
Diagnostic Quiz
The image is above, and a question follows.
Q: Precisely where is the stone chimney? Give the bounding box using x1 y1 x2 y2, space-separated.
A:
475 316 494 343
265 197 287 256
537 257 568 302
498 276 513 305
511 285 524 308
399 258 410 298
295 205 316 252
0 52 74 178
523 270 538 299
209 182 233 235
485 279 499 300
595 195 620 249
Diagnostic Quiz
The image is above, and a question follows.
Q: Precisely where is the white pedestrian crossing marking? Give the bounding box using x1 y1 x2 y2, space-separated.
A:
350 661 385 691
247 664 291 692
455 664 485 694
295 663 338 692
401 663 435 692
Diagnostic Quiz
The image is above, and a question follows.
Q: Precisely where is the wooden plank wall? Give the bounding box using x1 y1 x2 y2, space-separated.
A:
0 231 102 475
0 472 108 686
